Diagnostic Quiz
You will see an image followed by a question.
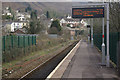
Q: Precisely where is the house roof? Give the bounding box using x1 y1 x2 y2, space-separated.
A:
64 18 81 22
14 29 25 34
2 21 28 27
2 21 12 27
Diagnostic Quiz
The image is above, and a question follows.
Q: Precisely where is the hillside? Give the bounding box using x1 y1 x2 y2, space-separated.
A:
2 2 73 17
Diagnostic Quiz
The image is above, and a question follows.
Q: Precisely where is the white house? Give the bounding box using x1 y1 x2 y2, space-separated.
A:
3 21 28 32
6 7 9 10
67 14 72 19
81 19 87 26
18 16 26 21
16 12 30 21
60 17 80 27
60 18 66 26
51 18 54 21
6 12 12 16
16 10 19 13
2 9 12 16
16 13 24 17
25 14 31 19
2 22 12 33
11 22 23 32
60 18 66 24
2 13 5 16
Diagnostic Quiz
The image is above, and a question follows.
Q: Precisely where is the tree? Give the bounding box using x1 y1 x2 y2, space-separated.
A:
46 11 50 19
109 2 120 32
8 7 12 13
67 24 70 27
28 21 42 34
25 5 32 12
27 10 45 34
31 10 37 20
49 19 62 34
50 19 62 31
2 15 12 20
12 14 15 20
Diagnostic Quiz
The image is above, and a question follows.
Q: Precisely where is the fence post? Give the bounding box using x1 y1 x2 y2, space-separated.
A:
32 36 33 45
18 36 19 48
28 36 29 46
23 36 25 54
11 35 13 48
3 36 5 51
35 36 36 45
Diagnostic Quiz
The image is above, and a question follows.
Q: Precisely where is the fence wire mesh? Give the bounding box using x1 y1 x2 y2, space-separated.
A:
93 32 120 64
2 35 36 62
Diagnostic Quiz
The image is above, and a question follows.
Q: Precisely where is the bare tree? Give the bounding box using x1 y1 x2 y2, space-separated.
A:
110 2 120 32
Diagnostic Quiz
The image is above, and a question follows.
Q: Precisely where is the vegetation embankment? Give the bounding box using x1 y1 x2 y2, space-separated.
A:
2 34 79 78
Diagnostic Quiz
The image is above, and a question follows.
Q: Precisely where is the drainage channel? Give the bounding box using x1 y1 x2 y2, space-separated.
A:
20 41 78 79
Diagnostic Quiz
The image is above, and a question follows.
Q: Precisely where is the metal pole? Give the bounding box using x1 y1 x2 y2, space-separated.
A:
101 0 106 65
88 28 90 42
102 18 106 65
91 18 93 46
88 19 90 43
106 3 110 67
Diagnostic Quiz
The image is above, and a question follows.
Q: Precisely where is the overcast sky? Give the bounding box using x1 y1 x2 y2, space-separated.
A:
1 0 119 2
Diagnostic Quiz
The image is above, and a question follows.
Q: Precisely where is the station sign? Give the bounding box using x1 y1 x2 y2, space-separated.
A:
72 7 104 18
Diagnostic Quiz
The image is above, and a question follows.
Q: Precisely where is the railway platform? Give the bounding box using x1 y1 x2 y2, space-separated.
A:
47 40 119 79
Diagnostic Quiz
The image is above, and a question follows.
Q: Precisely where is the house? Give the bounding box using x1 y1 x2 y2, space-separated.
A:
40 14 46 20
5 7 9 10
2 21 28 32
81 19 87 26
11 21 28 32
18 16 26 21
2 21 12 33
2 13 5 16
2 7 13 17
60 16 81 28
16 13 24 17
60 18 66 26
23 12 31 19
25 14 31 19
2 10 12 16
16 12 30 21
67 15 72 19
16 10 19 13
6 12 12 16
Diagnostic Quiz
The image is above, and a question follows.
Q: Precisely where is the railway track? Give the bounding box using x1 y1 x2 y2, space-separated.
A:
19 41 79 80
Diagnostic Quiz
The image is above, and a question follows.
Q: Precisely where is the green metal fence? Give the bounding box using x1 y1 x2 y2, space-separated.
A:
2 35 36 51
93 32 120 64
2 35 37 62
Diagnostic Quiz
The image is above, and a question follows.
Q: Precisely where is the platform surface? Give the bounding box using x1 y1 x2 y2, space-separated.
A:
50 40 119 79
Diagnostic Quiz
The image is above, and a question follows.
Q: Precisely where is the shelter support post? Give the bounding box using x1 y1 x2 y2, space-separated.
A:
106 3 110 67
91 18 93 46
